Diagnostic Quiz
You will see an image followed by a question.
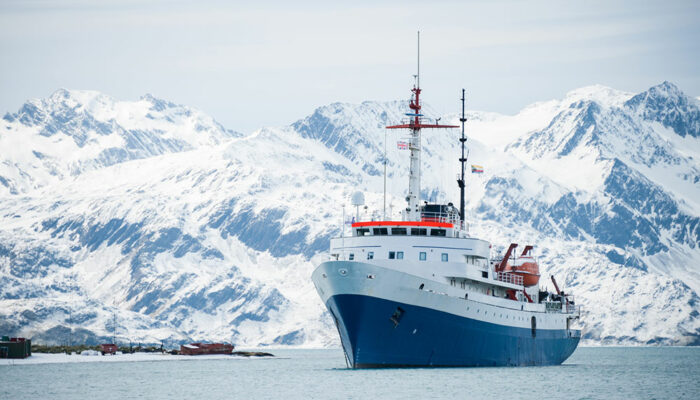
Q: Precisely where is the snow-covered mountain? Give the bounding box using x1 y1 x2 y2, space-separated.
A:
0 82 698 347
0 89 240 196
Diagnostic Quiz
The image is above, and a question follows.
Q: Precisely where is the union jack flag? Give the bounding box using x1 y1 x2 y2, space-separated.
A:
397 141 409 150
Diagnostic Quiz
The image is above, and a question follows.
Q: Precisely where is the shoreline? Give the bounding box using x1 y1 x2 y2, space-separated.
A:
0 351 276 366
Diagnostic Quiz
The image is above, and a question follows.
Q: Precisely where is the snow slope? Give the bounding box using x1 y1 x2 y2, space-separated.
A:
0 82 698 346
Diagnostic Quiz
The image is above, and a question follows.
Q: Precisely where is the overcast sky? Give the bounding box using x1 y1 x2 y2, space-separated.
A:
1 0 698 133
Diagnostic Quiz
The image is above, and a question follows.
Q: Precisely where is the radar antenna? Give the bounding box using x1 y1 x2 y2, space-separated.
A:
457 89 468 225
386 31 459 221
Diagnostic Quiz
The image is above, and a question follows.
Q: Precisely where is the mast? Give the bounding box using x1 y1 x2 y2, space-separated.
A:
386 31 458 221
417 31 420 89
457 89 467 224
383 128 387 220
406 81 421 220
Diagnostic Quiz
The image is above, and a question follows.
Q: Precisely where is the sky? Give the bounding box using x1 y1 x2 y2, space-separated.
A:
1 0 699 133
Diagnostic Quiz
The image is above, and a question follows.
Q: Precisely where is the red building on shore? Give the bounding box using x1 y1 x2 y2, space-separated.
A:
180 342 234 355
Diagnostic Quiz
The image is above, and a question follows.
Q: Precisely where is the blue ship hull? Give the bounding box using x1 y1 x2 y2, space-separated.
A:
326 294 580 368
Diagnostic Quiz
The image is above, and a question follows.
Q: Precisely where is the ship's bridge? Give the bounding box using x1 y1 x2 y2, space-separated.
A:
351 220 459 239
351 202 466 238
330 199 491 278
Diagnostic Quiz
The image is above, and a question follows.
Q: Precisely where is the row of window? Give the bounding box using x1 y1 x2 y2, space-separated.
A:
348 251 449 261
356 228 447 237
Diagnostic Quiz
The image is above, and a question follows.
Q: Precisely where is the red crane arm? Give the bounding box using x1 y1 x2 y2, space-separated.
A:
551 275 562 295
496 243 518 272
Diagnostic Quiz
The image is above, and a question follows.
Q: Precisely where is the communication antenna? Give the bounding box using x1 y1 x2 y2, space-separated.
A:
417 31 420 89
383 128 387 220
386 31 459 221
341 204 346 238
457 89 468 225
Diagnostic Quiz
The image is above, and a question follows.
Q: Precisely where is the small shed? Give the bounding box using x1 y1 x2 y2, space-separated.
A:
100 344 118 355
0 337 31 359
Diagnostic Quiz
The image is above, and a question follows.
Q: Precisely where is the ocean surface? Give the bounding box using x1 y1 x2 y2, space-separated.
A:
1 347 698 399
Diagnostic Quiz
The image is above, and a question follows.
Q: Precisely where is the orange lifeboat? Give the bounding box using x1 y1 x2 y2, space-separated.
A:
509 245 540 286
496 243 541 287
509 258 540 287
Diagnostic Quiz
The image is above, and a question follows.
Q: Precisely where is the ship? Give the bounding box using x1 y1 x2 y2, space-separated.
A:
311 33 581 368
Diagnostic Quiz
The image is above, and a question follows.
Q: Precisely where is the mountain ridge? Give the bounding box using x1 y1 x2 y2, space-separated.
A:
0 82 698 346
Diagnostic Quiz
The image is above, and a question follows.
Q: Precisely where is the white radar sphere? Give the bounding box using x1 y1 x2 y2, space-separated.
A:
351 191 365 206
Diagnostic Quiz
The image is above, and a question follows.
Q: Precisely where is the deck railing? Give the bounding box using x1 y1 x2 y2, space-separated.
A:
545 296 581 315
496 271 523 286
350 210 465 230
565 297 580 315
418 211 461 226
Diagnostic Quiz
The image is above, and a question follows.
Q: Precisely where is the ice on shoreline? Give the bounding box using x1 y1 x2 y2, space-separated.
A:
0 352 267 366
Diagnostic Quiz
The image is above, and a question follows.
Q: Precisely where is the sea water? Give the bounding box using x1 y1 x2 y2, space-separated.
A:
1 347 698 399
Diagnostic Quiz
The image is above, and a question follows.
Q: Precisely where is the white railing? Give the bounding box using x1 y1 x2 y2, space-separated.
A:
350 210 462 228
545 296 581 315
418 211 461 226
566 304 580 315
496 271 523 286
564 296 580 315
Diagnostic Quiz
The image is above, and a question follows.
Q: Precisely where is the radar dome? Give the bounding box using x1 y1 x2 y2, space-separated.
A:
351 191 365 206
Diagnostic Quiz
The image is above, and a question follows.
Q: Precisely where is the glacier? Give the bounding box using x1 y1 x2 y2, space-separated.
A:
0 82 698 347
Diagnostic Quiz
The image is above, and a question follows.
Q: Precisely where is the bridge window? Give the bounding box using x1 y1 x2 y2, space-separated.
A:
397 251 404 259
349 253 354 261
389 251 396 259
481 271 488 278
391 227 407 235
367 252 374 260
372 228 388 235
356 228 370 236
419 252 427 261
430 229 446 237
411 228 427 236
441 253 448 262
